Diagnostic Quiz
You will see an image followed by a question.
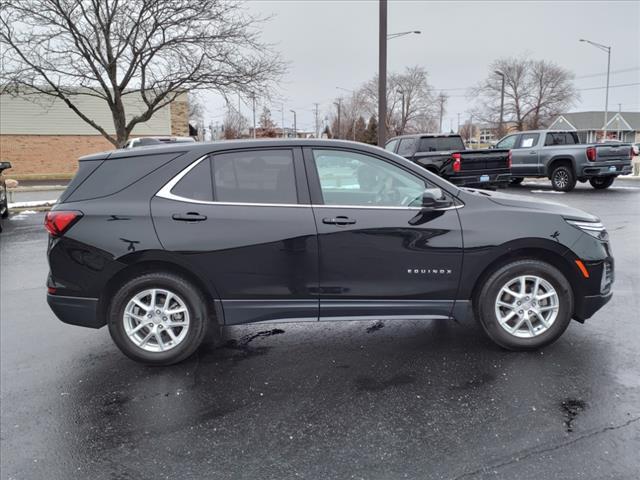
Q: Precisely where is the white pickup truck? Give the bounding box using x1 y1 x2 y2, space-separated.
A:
495 130 633 191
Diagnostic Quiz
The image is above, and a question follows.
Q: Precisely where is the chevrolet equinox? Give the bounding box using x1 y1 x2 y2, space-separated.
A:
46 140 614 365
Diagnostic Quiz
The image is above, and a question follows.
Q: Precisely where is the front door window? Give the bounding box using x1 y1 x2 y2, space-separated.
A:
312 149 426 208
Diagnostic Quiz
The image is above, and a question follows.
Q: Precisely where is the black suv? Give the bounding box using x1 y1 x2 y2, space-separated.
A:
46 140 614 365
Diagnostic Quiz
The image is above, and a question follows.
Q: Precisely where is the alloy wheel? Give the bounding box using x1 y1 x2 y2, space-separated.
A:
123 288 190 352
554 170 569 189
494 275 559 338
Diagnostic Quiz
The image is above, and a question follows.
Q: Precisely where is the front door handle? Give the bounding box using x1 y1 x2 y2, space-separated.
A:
322 216 356 225
172 212 207 222
529 151 537 155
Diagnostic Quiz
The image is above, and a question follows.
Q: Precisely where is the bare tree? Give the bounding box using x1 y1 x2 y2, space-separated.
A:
0 0 285 147
223 106 249 139
472 56 578 131
360 66 436 137
459 121 477 143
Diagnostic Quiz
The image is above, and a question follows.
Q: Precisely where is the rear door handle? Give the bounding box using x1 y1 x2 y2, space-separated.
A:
322 216 356 225
172 212 207 222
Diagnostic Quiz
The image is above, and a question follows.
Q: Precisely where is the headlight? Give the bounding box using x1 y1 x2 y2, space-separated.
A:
566 219 608 240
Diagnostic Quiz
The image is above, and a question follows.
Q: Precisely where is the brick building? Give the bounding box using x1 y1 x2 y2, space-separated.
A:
0 91 189 178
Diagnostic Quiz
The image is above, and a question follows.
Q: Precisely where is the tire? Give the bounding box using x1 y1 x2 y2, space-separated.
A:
108 272 213 365
509 177 524 185
475 259 573 351
550 165 576 192
589 176 615 189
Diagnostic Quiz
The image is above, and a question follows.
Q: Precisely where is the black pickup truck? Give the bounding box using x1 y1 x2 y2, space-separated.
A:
385 134 511 188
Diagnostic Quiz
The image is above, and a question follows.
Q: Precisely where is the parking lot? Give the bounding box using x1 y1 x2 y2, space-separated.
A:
1 179 639 480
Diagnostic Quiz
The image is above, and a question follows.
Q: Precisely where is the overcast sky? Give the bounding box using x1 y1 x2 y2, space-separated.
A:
203 0 640 133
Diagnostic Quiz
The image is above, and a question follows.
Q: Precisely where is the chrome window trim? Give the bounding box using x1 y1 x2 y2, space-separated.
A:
156 155 464 212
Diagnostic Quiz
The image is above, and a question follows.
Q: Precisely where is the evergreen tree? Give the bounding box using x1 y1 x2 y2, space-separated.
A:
364 115 378 145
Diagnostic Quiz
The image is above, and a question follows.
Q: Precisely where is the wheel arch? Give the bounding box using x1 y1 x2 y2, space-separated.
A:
468 245 581 316
546 156 576 177
96 255 223 328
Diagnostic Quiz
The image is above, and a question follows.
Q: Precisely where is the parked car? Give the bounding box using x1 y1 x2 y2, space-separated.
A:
495 130 633 191
0 161 12 232
123 136 195 148
385 134 511 189
46 139 614 365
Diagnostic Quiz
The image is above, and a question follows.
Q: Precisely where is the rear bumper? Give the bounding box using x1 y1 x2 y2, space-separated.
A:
580 162 632 177
47 293 104 329
448 172 511 187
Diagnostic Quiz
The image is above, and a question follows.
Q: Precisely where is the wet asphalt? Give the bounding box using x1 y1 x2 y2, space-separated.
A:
1 180 639 480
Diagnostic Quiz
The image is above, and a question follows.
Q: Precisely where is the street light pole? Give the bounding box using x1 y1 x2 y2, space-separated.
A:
495 70 505 138
333 99 342 139
378 0 387 147
290 110 297 138
580 39 612 140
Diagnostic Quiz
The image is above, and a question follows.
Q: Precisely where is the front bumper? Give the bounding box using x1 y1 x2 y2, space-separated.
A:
580 162 632 177
573 291 613 322
47 293 103 329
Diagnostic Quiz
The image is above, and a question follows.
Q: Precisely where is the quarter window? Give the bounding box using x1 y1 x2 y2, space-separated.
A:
170 157 213 201
312 149 427 207
212 150 297 204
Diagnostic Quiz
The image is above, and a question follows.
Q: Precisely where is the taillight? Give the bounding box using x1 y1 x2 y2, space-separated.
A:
586 146 596 161
44 211 83 237
631 147 635 160
507 150 512 169
452 153 461 173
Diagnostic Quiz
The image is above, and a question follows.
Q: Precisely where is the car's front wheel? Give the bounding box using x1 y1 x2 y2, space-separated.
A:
108 272 212 365
475 259 573 350
589 176 615 189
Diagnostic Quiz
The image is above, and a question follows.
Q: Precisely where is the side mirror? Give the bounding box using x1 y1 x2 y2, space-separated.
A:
421 188 453 210
0 161 12 171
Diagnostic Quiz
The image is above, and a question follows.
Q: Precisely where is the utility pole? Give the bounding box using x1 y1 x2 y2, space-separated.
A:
290 110 297 138
333 99 342 139
313 103 319 138
438 96 445 133
398 89 405 135
237 94 242 139
495 70 505 138
252 95 257 139
377 0 387 146
457 113 461 133
281 104 285 138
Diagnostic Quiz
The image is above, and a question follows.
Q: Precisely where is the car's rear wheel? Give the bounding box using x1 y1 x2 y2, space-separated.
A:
108 272 211 365
550 165 576 192
589 176 615 189
475 259 573 350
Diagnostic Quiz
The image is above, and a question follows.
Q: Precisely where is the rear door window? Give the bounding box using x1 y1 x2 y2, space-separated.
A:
518 133 539 149
397 138 417 156
545 132 577 146
418 136 465 152
212 149 298 204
